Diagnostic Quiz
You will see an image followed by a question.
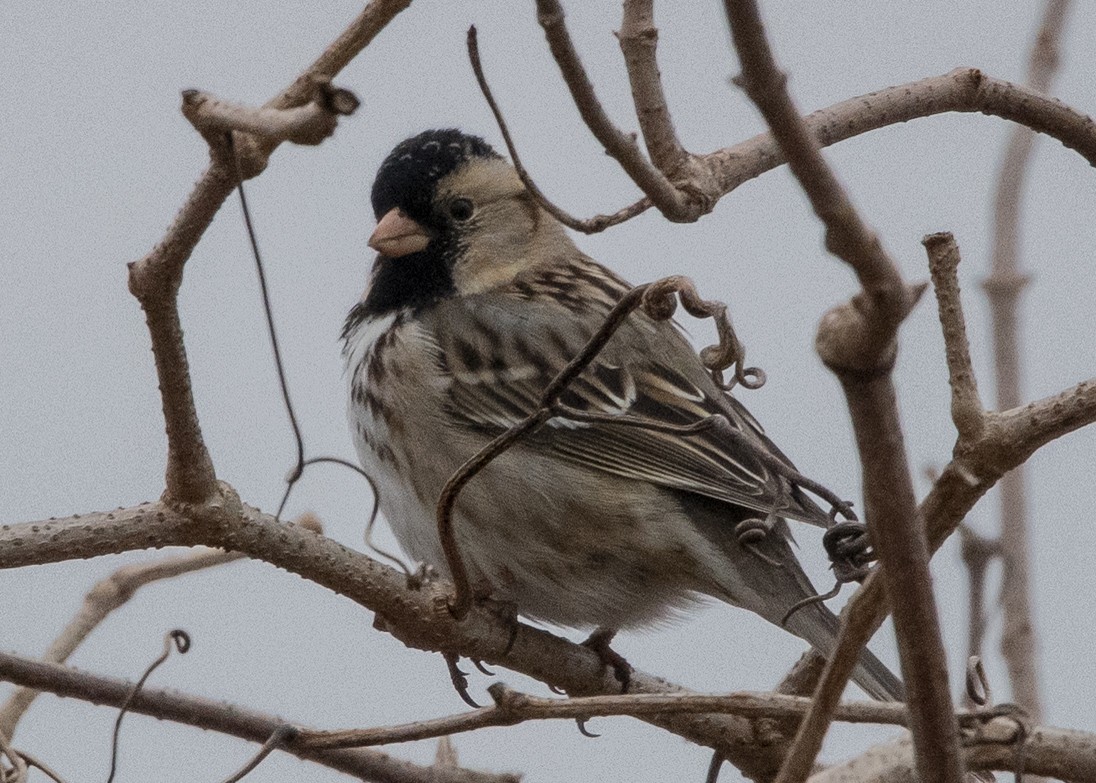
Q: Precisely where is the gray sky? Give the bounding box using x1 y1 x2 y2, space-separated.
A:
2 2 1095 781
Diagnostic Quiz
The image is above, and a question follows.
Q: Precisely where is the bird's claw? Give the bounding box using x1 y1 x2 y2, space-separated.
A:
442 651 482 708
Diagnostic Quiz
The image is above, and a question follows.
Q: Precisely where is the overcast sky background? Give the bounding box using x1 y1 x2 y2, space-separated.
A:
2 2 1095 781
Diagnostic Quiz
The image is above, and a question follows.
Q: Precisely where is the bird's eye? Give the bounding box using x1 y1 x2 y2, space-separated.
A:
448 198 474 222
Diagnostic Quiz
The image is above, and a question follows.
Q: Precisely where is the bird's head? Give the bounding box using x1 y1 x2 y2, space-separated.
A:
360 129 566 316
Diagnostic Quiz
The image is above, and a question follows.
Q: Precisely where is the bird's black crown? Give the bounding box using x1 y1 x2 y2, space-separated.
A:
371 129 500 222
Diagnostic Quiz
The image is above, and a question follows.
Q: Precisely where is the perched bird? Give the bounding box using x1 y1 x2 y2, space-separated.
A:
343 129 901 700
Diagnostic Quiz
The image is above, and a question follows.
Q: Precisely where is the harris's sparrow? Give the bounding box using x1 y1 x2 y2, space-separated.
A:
343 129 901 700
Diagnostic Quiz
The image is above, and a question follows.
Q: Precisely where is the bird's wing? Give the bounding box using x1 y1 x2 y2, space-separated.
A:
425 260 830 527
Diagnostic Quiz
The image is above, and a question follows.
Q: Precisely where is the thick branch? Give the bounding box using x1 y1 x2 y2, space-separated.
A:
0 652 513 783
724 3 960 782
0 496 793 779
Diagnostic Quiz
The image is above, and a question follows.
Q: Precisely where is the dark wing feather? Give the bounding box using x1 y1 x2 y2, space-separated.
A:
425 257 830 527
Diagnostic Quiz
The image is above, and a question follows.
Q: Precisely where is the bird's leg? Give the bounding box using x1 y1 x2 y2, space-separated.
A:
470 579 522 655
581 627 633 692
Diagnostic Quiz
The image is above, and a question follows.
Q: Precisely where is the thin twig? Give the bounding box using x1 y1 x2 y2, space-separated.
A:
0 652 515 783
0 549 242 739
181 79 358 147
296 684 1002 750
925 232 986 441
616 0 687 174
534 0 705 221
107 630 191 783
467 25 651 233
988 0 1072 727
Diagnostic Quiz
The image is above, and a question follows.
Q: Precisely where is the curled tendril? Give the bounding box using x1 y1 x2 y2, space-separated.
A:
218 725 300 783
107 630 192 783
640 276 765 393
823 521 875 584
781 582 842 628
733 517 783 567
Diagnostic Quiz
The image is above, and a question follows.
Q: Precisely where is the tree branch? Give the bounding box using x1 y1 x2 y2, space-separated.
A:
0 547 248 739
534 0 709 221
724 3 960 782
124 0 411 504
299 684 998 751
810 724 1096 783
0 498 795 778
616 0 687 175
987 0 1072 725
0 652 514 783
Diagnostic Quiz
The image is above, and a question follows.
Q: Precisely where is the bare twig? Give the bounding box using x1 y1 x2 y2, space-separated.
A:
125 0 411 504
467 26 651 233
706 68 1096 207
0 652 516 783
724 3 961 782
485 61 1096 233
181 79 358 148
616 0 687 174
534 0 709 221
298 683 1005 751
988 0 1072 725
0 547 244 739
925 233 986 440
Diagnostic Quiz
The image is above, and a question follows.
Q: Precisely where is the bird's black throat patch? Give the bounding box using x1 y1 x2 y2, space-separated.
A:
352 129 500 320
359 248 457 318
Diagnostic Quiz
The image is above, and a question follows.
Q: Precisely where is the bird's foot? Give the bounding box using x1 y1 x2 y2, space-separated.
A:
582 627 633 692
405 562 437 590
471 586 522 655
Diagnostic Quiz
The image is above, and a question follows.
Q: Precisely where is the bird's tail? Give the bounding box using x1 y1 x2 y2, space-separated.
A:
688 502 904 701
781 599 904 701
